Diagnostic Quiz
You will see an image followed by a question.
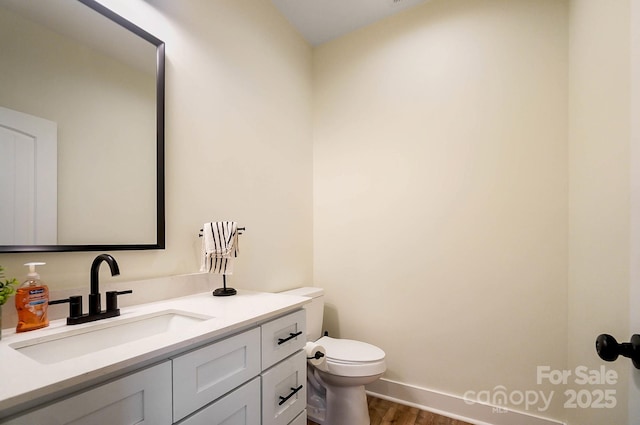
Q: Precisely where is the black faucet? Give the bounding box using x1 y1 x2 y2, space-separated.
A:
50 254 132 325
89 254 120 315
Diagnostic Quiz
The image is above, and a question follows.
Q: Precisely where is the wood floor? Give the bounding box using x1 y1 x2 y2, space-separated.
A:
307 395 473 425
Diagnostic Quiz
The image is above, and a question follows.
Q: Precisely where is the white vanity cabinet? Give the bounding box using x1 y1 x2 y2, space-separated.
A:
173 309 307 425
3 361 173 425
262 350 307 425
172 327 261 423
260 310 307 425
2 307 308 425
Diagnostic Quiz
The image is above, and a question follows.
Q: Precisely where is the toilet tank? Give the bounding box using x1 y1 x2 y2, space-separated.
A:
280 287 324 341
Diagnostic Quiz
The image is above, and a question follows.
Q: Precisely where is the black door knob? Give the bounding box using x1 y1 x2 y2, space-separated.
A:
595 334 640 369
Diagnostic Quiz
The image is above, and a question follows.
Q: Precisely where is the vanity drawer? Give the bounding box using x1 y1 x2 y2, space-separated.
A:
261 309 306 370
172 327 261 422
4 361 172 425
262 350 306 425
177 377 261 425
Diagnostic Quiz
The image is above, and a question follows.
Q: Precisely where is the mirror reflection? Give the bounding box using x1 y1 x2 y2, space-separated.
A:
0 0 164 251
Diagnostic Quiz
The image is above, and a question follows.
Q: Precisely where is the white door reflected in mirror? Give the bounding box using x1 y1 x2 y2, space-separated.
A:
0 106 57 245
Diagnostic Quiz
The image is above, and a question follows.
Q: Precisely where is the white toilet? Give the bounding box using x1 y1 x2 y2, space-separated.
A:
282 287 386 425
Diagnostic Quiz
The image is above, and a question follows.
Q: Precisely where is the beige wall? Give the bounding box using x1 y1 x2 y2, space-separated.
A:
568 1 631 424
0 0 314 292
313 0 569 420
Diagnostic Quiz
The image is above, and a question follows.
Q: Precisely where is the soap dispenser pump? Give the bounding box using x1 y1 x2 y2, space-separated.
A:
15 262 50 332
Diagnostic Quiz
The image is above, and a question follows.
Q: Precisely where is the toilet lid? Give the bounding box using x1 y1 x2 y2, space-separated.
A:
317 336 385 363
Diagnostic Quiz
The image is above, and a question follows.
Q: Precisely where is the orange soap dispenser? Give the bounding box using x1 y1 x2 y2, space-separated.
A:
15 262 50 332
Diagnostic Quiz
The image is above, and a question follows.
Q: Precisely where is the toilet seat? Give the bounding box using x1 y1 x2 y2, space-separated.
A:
316 336 386 377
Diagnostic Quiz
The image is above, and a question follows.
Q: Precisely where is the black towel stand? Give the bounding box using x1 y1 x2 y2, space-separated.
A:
199 226 245 297
213 275 237 297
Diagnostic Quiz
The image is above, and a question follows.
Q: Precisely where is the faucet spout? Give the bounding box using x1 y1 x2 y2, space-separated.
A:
89 254 120 315
90 254 120 294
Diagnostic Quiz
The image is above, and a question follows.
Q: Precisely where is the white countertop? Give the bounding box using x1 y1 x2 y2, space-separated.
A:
0 289 309 418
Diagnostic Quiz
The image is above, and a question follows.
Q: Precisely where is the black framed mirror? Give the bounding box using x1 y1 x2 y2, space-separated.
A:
0 0 165 252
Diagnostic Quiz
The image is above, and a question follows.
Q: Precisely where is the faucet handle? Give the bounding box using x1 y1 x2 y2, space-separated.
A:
49 295 83 319
106 290 133 312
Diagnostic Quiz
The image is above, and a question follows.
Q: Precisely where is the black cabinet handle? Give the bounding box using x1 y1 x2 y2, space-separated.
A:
596 334 640 369
278 385 303 405
278 331 303 345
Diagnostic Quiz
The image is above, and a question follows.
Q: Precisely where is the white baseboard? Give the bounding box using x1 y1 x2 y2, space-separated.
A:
366 378 565 425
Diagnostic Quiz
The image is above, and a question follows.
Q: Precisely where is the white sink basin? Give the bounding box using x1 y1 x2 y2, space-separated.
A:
10 310 212 364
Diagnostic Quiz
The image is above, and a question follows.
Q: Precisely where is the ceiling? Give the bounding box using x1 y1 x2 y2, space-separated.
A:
271 0 429 46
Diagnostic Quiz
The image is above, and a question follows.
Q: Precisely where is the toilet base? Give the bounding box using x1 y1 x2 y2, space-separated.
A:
307 384 370 425
326 383 370 425
307 368 378 425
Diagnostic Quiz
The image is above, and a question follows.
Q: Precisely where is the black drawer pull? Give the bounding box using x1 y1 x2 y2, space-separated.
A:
278 385 303 405
278 331 303 345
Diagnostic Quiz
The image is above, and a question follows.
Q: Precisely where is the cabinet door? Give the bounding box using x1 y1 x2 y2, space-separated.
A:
262 350 306 425
4 361 172 425
261 310 306 370
172 327 261 422
178 377 260 425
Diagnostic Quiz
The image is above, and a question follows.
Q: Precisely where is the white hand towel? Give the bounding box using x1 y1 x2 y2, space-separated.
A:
200 221 239 274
